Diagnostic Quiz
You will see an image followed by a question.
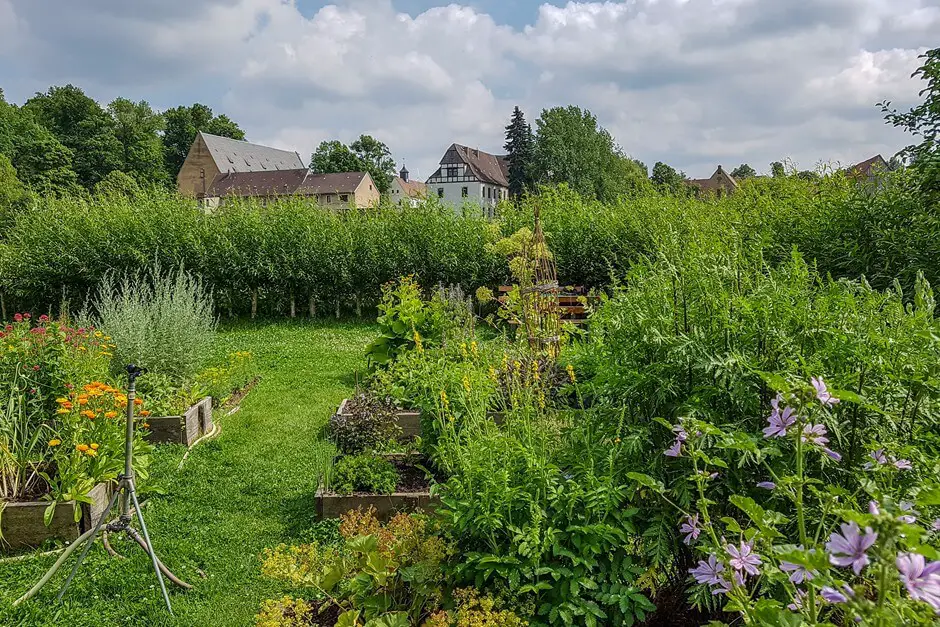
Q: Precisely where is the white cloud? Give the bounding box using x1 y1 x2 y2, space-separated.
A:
0 0 933 177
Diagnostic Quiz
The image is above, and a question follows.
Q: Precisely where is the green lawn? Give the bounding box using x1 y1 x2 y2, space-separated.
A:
0 321 376 627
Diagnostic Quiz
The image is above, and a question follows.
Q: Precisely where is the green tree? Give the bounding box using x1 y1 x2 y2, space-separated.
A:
0 153 29 228
881 47 940 199
350 135 395 194
162 103 246 181
771 161 786 178
93 170 142 198
731 163 757 179
650 161 687 195
24 85 121 187
108 98 166 186
504 106 535 200
310 141 365 175
0 93 80 195
533 106 644 202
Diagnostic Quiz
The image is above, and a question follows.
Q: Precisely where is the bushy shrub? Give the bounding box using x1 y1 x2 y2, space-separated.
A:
329 454 398 495
88 264 216 383
328 392 401 455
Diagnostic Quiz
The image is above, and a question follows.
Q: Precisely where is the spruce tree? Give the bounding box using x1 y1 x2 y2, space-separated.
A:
504 106 534 200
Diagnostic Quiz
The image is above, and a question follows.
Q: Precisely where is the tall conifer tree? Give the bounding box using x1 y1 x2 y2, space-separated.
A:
504 106 534 200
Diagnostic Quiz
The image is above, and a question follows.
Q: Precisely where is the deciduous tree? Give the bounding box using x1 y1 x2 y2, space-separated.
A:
108 98 166 186
731 163 757 179
162 103 246 181
350 135 395 194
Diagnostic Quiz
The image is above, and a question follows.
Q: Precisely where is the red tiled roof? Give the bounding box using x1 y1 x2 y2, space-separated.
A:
846 155 887 178
207 170 371 198
297 172 369 195
394 177 428 197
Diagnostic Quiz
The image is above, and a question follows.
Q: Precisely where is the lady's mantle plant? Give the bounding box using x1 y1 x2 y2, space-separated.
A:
634 375 940 625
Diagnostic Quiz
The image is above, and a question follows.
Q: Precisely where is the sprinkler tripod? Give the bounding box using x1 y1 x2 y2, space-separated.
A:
13 364 191 614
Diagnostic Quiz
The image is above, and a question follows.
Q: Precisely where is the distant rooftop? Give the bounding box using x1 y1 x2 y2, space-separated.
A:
200 132 305 174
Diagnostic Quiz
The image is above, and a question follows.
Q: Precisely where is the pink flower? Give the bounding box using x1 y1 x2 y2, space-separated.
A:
680 514 701 545
690 554 730 595
13 313 22 322
897 553 940 613
811 377 839 407
826 522 877 575
763 405 797 438
726 540 762 577
38 314 49 322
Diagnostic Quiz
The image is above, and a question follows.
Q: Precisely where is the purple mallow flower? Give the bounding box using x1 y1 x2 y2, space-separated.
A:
869 501 881 515
899 501 918 524
680 514 701 545
897 553 940 613
780 560 815 585
763 405 797 438
802 423 841 462
826 522 878 575
664 439 682 457
894 458 913 470
864 449 888 469
757 481 776 490
787 588 807 611
690 554 731 595
821 585 853 604
931 519 940 532
812 376 840 407
727 540 762 577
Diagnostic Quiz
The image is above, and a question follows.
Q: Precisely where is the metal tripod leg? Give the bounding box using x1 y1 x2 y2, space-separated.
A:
55 485 123 604
129 485 173 615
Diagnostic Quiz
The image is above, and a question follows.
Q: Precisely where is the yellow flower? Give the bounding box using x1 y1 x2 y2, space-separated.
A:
90 443 99 450
77 346 87 352
55 397 69 404
614 437 621 444
104 336 112 341
48 439 61 447
413 330 424 352
86 449 97 457
460 342 468 359
105 411 118 419
81 410 96 419
56 407 69 415
566 364 576 383
76 444 89 452
462 375 472 394
532 360 541 382
513 360 522 373
470 341 478 358
94 331 103 338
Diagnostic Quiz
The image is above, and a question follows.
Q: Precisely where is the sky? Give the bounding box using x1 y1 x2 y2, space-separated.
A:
0 0 937 180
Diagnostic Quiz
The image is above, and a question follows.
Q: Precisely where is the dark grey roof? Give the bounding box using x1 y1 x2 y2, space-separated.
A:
297 172 370 195
200 132 305 173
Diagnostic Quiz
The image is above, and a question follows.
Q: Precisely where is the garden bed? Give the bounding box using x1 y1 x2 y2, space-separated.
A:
146 396 213 447
1 482 113 551
335 398 421 440
315 454 438 521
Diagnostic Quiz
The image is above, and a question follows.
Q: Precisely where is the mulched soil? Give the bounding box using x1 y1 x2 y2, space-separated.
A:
325 455 437 496
221 376 261 409
307 600 341 626
639 583 733 627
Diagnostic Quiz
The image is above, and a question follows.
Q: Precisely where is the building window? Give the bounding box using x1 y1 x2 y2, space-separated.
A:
446 166 458 178
340 194 349 202
461 187 468 197
437 188 444 198
325 195 332 203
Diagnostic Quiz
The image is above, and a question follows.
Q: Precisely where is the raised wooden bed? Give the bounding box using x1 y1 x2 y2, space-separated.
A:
1 482 113 551
316 454 438 521
335 399 421 440
497 285 598 325
147 396 213 446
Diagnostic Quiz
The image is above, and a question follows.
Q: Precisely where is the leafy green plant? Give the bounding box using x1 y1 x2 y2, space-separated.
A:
367 276 437 368
329 455 398 495
329 393 402 455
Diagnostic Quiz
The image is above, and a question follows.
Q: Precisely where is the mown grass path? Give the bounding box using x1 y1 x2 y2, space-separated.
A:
0 321 375 627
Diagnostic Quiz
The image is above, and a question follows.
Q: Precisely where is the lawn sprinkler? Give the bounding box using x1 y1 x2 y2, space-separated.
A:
14 364 191 614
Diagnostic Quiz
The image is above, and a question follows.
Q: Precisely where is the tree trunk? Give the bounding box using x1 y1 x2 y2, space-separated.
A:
290 292 296 319
251 289 258 319
335 299 341 319
355 294 362 318
309 295 316 318
1 292 6 321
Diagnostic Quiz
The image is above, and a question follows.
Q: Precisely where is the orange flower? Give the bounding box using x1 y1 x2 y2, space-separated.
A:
104 411 118 419
76 444 89 452
142 422 150 428
78 397 89 406
81 410 96 419
133 398 143 406
61 401 73 410
139 410 151 417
